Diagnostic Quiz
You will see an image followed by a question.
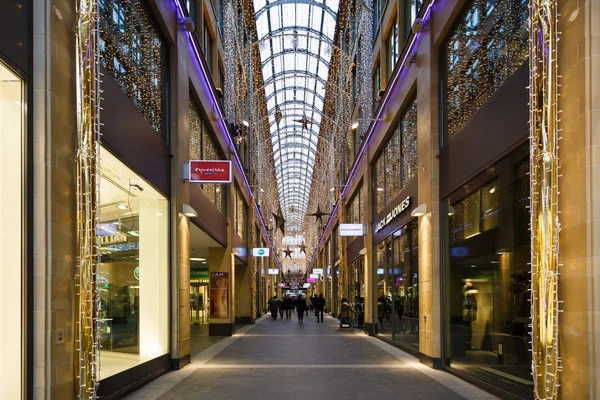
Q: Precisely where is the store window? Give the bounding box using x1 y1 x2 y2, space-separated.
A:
346 184 364 226
372 64 380 112
189 99 224 212
405 0 424 38
0 60 24 399
388 19 399 76
349 257 365 328
443 0 528 140
98 148 169 378
375 220 418 350
203 19 213 74
443 145 531 398
99 0 166 136
234 184 248 242
374 97 417 214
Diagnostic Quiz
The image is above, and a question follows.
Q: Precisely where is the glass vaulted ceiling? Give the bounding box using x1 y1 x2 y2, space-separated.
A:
254 0 339 231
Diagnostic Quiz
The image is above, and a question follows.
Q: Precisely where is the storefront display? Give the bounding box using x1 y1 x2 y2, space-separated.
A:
442 145 531 398
375 220 419 351
98 147 168 379
0 60 24 399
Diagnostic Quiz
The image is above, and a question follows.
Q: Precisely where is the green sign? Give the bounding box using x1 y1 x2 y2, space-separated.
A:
133 266 140 280
191 268 209 280
258 249 265 256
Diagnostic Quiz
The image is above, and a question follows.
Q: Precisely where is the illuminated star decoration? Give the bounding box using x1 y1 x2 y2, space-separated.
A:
272 206 286 235
293 115 312 131
308 205 330 224
299 243 307 254
283 246 293 259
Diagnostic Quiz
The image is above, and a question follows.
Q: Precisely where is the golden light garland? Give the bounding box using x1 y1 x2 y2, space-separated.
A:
529 0 561 398
75 0 100 398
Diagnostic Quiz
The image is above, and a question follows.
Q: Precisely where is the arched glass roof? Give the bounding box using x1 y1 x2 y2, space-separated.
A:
254 0 339 231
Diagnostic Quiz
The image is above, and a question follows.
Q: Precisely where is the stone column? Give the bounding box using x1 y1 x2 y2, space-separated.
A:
416 16 441 366
557 0 600 397
363 161 376 335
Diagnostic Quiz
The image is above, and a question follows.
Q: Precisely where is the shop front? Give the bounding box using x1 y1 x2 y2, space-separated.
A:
442 144 531 398
371 178 419 353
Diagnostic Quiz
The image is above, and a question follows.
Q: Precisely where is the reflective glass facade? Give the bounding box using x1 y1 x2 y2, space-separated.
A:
442 145 531 398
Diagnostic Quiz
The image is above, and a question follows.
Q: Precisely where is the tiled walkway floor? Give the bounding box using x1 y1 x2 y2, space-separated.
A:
124 315 500 400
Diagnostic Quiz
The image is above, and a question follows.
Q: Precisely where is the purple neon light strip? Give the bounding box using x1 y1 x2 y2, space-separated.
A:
174 0 279 265
308 0 435 270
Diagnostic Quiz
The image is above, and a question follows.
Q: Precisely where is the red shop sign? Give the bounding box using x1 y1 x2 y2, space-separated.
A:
189 160 232 183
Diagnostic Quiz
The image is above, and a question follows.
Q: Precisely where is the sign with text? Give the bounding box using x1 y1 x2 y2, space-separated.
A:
339 223 365 237
189 160 232 183
252 248 270 257
307 278 316 283
309 273 319 279
303 283 311 288
375 196 411 233
268 268 279 274
210 272 229 318
313 268 324 275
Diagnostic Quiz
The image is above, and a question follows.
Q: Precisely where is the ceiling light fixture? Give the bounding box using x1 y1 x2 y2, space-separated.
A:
376 187 384 192
116 203 128 210
242 120 250 127
489 187 496 194
190 257 206 262
130 184 144 192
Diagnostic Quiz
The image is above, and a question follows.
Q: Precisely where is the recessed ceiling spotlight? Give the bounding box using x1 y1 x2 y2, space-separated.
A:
116 203 128 210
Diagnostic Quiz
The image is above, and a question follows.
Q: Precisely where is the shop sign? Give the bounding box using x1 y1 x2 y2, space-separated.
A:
375 196 411 233
189 160 232 183
307 278 316 283
303 283 311 288
252 247 270 257
313 268 323 274
309 273 319 279
133 266 140 280
191 268 209 280
377 268 384 274
268 268 279 274
339 223 364 236
278 283 288 288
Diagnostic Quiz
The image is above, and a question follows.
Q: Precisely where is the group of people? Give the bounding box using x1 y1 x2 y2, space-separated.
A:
268 293 327 323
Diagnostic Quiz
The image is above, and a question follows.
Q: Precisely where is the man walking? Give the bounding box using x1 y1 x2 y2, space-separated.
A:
295 294 307 323
268 296 279 320
313 293 325 323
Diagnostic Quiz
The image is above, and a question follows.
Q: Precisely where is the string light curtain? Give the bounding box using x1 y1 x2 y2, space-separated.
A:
529 0 561 398
75 0 100 398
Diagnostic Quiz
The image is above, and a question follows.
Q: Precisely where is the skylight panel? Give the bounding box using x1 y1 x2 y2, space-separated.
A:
270 9 282 30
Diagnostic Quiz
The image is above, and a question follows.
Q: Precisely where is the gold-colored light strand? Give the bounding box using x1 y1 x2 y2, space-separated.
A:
75 0 100 398
529 0 561 398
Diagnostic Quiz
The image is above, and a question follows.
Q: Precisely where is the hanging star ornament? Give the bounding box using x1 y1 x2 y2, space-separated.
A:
308 205 330 224
272 206 286 235
283 246 293 259
299 243 307 254
293 115 312 131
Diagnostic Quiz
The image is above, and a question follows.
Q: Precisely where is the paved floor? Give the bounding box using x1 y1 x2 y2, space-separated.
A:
124 314 500 400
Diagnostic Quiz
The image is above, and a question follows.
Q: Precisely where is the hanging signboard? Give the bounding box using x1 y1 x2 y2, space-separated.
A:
307 278 316 283
268 268 279 274
309 273 318 279
313 268 323 274
209 272 229 318
189 160 232 183
339 223 365 236
303 283 311 288
252 247 270 257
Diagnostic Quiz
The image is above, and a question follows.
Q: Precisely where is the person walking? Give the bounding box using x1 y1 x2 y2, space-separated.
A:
284 295 293 320
313 293 325 323
278 296 284 319
295 294 307 323
337 298 353 331
268 296 279 320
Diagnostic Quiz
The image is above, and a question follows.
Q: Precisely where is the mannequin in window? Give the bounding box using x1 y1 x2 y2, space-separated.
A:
462 281 478 349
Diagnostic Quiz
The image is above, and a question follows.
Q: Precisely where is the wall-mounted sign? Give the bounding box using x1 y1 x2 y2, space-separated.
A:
268 268 279 275
133 266 140 280
309 273 319 279
313 268 324 274
377 268 385 274
339 223 364 237
189 160 232 183
303 283 311 288
252 247 270 257
375 196 411 233
307 278 316 283
278 283 288 288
